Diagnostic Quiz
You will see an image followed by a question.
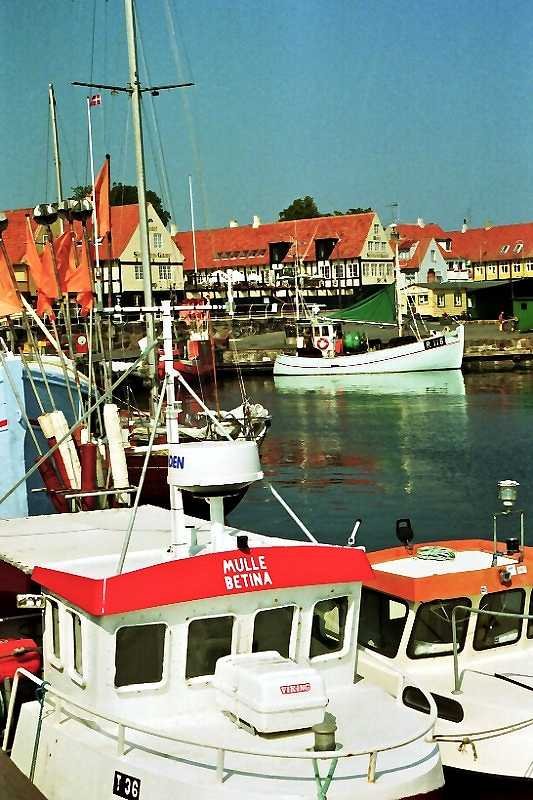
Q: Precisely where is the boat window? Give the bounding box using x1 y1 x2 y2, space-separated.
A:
186 616 234 679
407 598 471 659
402 686 464 723
47 599 61 660
115 623 166 688
321 325 329 336
473 589 525 651
526 591 533 639
358 588 408 658
68 611 83 677
310 596 348 659
252 606 295 658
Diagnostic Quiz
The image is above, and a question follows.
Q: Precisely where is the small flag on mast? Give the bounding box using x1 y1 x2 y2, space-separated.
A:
89 94 102 107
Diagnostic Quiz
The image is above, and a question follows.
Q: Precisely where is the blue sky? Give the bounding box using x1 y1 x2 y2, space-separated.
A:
1 0 533 233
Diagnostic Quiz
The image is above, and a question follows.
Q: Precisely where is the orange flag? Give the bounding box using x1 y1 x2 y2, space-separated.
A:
76 290 94 317
0 246 22 317
66 237 93 295
52 231 73 293
22 217 60 300
36 291 55 321
94 158 111 238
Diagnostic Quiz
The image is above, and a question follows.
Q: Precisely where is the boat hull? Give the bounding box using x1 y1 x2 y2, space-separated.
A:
273 326 464 376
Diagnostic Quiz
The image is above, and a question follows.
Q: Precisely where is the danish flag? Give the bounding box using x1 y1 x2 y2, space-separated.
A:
89 94 102 107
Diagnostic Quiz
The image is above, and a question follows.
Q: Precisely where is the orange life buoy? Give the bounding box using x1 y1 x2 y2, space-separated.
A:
316 337 329 350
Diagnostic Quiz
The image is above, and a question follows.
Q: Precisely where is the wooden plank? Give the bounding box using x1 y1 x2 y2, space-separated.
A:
0 751 46 800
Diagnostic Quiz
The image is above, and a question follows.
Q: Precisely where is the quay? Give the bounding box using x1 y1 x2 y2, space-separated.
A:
0 750 46 800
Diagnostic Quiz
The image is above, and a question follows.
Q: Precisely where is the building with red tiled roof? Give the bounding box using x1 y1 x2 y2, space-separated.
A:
446 222 533 283
174 212 394 303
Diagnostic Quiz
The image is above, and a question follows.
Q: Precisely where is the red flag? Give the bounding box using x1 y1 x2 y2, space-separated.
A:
89 94 102 107
22 218 60 300
53 231 74 294
36 291 55 321
76 291 94 317
94 159 111 238
66 238 92 295
0 247 22 318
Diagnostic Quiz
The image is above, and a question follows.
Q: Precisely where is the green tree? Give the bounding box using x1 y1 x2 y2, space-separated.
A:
71 185 91 200
70 183 171 226
109 183 171 226
333 207 372 215
279 196 321 221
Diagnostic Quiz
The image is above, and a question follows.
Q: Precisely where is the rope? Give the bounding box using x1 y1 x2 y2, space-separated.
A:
416 546 456 561
434 712 533 744
29 680 50 783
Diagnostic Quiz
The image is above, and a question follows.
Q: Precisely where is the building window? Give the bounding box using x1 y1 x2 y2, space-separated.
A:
500 244 510 254
418 294 429 305
310 596 348 659
358 588 408 658
373 223 379 236
115 623 166 687
153 232 162 250
347 263 359 278
513 263 521 273
437 294 445 307
514 242 523 254
368 241 375 253
158 263 172 281
334 264 344 279
322 264 331 279
454 293 462 307
253 606 295 658
501 264 509 274
431 249 436 262
186 616 234 679
473 589 525 650
134 263 143 280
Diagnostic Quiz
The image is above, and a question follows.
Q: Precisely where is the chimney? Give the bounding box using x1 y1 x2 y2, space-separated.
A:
252 215 261 228
461 218 468 234
416 217 424 228
229 219 239 228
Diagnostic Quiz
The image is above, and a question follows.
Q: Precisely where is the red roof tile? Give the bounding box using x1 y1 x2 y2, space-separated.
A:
446 222 533 262
174 213 378 272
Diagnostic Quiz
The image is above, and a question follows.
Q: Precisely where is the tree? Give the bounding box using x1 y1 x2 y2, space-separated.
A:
109 183 171 226
70 182 171 226
279 196 321 221
333 207 372 216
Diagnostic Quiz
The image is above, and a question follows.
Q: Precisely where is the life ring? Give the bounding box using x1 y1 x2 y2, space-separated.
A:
74 334 89 355
316 337 329 350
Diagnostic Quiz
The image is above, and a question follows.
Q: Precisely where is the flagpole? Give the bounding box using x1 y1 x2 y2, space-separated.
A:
87 97 103 311
48 83 64 235
188 174 198 282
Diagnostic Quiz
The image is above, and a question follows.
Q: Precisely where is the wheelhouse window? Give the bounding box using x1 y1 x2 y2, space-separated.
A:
69 611 83 677
47 598 61 660
115 623 166 687
473 589 525 650
186 616 234 679
252 606 295 658
407 598 471 659
358 588 408 658
310 596 348 659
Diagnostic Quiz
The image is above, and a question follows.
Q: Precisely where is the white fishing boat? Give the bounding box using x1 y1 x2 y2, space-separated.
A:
0 301 444 800
357 481 533 781
273 318 464 376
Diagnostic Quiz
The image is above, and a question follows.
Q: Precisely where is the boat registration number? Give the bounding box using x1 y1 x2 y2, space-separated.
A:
113 771 141 799
424 336 445 350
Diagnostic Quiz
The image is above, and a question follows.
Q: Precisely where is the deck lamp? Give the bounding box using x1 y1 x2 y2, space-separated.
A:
497 480 519 509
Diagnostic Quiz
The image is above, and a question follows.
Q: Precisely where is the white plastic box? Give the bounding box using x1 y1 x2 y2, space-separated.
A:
213 651 328 733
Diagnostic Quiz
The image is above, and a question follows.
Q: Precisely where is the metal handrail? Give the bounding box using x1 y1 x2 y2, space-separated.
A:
3 667 438 785
451 604 533 693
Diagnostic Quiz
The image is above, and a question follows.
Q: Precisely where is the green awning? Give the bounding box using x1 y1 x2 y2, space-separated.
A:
329 285 396 324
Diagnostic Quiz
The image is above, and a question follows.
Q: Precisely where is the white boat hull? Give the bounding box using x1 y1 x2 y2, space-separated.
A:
273 326 464 376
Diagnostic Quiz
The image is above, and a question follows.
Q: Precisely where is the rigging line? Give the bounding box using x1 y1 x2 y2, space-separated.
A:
136 27 175 224
84 0 98 186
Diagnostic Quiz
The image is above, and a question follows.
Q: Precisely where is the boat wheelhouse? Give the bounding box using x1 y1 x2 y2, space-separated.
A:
1 504 445 800
358 493 533 781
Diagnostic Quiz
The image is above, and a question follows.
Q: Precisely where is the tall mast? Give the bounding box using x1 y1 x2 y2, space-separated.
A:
48 83 63 207
188 174 198 278
124 0 157 410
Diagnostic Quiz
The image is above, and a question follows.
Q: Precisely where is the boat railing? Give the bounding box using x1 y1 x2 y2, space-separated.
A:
3 666 438 786
451 604 533 694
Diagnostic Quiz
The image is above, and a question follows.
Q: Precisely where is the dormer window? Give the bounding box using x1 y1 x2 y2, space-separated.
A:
115 623 167 688
500 244 510 254
514 242 524 254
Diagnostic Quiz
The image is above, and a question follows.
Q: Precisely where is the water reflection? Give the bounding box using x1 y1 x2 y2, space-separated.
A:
274 370 466 397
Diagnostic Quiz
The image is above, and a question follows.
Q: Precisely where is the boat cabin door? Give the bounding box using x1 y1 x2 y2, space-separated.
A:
312 322 338 357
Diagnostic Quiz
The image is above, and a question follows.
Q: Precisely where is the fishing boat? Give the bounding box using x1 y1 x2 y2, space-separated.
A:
357 480 533 781
273 317 464 376
0 302 444 800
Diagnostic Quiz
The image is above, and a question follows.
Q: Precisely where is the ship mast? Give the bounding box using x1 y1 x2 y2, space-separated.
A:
48 83 64 209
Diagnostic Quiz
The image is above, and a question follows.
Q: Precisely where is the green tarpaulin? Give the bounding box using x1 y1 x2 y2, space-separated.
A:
328 285 396 324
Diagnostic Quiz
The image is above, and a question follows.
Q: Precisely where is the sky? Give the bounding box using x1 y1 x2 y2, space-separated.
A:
1 0 533 234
